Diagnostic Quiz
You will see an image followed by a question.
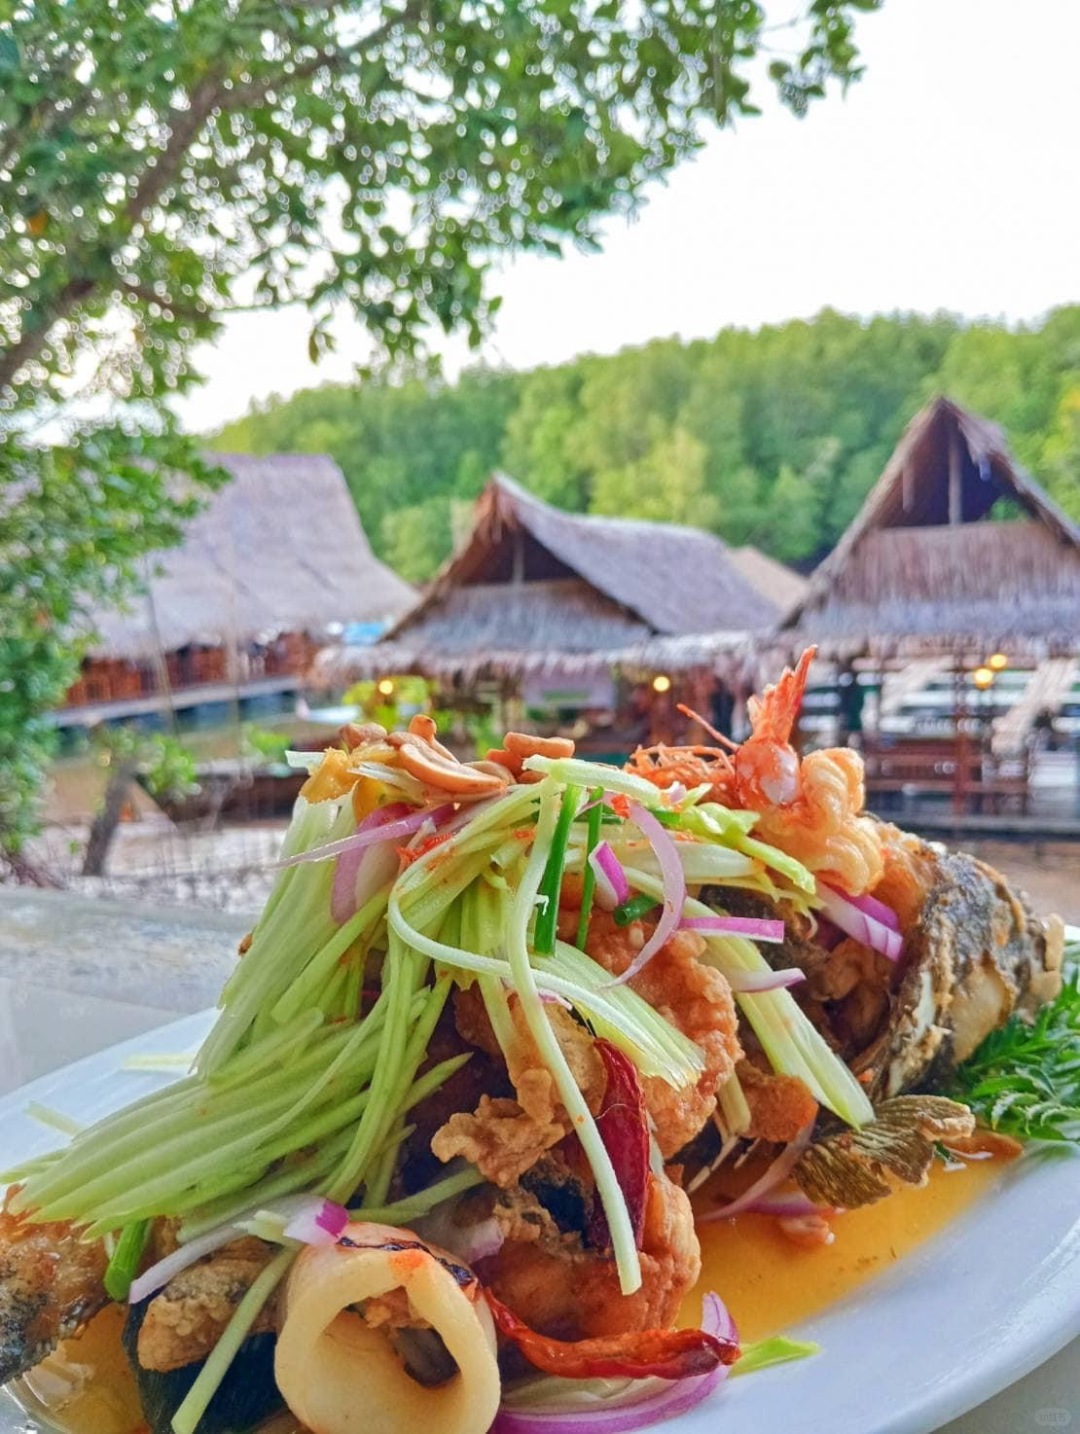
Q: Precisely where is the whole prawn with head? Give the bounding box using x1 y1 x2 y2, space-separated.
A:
630 649 884 897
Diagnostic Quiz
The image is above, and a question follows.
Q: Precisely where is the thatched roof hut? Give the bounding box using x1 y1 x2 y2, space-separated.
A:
786 398 1080 660
83 453 414 660
315 475 781 688
729 545 808 619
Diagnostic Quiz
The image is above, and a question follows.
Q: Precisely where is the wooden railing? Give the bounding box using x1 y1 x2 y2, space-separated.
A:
863 733 1031 814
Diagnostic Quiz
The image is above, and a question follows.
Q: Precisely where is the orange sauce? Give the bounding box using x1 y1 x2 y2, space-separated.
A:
10 1306 143 1434
680 1155 1007 1341
10 1159 1006 1434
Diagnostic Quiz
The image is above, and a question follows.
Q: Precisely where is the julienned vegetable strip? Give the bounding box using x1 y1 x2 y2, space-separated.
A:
575 786 605 948
102 1218 150 1301
534 783 582 954
507 785 642 1296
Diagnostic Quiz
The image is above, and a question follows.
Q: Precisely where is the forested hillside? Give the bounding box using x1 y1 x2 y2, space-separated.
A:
214 308 1080 582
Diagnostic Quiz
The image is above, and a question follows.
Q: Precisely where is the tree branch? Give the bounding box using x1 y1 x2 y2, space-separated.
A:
0 3 419 398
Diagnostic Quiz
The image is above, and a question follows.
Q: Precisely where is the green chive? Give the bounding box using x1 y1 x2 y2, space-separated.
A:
534 783 581 954
614 893 659 926
103 1218 151 1300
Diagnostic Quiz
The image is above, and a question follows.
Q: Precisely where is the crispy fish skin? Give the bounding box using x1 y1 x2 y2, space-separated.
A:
135 1236 276 1373
0 1204 108 1384
858 825 1064 1099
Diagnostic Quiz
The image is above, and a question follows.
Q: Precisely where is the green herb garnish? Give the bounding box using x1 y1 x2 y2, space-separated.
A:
614 893 659 926
951 961 1080 1143
102 1217 151 1300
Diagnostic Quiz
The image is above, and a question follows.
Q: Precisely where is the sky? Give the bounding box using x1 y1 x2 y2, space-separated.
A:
175 0 1080 434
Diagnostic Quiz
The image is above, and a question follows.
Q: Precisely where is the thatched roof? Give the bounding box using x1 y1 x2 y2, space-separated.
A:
315 475 775 686
729 545 808 618
83 454 414 660
787 398 1080 658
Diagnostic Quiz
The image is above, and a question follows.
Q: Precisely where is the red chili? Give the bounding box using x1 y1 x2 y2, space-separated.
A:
589 1039 651 1250
485 1292 738 1380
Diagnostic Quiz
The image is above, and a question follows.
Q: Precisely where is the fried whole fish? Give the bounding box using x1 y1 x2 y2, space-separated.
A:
0 1201 274 1388
859 824 1064 1099
0 1205 107 1385
708 827 1063 1107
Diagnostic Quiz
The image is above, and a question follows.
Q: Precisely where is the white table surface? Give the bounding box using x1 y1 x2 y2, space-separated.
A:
1 976 1076 1433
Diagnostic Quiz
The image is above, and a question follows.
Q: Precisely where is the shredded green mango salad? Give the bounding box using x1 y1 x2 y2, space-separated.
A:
6 745 874 1431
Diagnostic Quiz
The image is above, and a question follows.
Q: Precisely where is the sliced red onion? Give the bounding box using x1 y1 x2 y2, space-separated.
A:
589 841 629 911
699 1123 814 1223
493 1293 736 1434
605 804 686 986
846 890 901 933
681 915 786 944
540 990 574 1009
664 782 688 806
129 1222 243 1304
818 884 903 962
274 803 452 869
330 803 410 922
282 1196 349 1246
724 967 806 994
413 1209 506 1264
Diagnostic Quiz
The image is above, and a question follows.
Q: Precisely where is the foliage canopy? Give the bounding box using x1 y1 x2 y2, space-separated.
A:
215 306 1080 581
0 0 881 850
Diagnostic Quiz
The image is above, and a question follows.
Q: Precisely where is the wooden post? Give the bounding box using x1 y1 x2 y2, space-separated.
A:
948 425 963 526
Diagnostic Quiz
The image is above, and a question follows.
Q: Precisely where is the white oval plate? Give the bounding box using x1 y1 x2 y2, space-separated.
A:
1 1011 1078 1434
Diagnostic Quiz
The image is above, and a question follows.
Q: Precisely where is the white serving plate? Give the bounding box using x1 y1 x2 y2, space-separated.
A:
1 1010 1078 1434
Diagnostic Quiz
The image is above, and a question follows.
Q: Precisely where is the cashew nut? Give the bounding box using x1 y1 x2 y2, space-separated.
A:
503 731 576 760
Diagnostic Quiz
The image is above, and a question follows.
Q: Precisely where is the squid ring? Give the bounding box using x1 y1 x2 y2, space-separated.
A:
274 1222 500 1434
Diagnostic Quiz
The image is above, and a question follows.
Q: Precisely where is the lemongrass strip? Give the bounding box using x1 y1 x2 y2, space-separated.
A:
717 1071 752 1136
351 1165 485 1225
508 784 641 1296
521 755 662 804
636 874 874 1127
326 944 413 1204
28 1019 388 1220
18 1024 368 1211
79 1092 375 1234
270 887 391 1027
25 1102 84 1136
388 894 701 1085
171 1247 295 1434
208 1010 325 1089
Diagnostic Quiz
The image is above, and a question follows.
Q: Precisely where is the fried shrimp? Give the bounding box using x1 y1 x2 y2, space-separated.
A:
477 1171 700 1342
585 916 742 1158
628 647 884 896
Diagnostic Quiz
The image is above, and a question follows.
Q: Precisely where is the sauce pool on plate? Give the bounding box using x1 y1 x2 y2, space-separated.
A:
682 1155 1007 1341
9 1157 1006 1434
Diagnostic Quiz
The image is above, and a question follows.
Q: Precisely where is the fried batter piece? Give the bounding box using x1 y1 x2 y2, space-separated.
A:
432 1094 565 1188
0 1199 108 1383
585 916 742 1157
432 993 605 1187
737 1060 819 1144
477 1171 700 1342
136 1237 276 1373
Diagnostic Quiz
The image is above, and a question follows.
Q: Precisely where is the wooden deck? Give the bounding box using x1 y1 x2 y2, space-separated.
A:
48 675 304 728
